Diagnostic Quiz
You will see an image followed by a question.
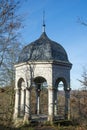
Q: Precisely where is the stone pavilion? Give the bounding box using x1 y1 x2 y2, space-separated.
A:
13 28 72 123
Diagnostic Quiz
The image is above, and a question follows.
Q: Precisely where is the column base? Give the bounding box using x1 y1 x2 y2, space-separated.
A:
13 113 18 120
13 117 24 127
48 115 54 122
65 113 70 120
24 114 31 124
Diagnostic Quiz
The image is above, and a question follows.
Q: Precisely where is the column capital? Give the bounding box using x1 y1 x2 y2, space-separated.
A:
21 86 26 91
48 86 57 91
64 87 71 92
14 88 19 91
26 86 32 91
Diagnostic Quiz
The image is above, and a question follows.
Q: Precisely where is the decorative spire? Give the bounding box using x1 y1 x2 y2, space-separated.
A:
42 10 46 32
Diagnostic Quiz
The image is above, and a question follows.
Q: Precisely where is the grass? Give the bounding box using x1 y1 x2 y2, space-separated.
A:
0 125 86 130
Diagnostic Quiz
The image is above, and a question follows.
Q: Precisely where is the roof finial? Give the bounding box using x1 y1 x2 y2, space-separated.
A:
42 10 46 32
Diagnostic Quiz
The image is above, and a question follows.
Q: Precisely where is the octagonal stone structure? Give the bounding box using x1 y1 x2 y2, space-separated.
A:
13 32 72 123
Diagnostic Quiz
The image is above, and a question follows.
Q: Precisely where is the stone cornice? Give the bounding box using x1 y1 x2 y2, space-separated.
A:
14 60 72 69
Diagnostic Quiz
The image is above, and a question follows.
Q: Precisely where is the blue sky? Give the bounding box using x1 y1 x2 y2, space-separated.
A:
19 0 87 90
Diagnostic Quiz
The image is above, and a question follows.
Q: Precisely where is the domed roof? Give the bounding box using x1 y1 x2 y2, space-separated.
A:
18 32 70 63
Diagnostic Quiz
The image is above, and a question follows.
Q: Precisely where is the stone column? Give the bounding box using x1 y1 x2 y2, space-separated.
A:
54 88 58 116
20 86 25 117
13 88 19 119
36 88 41 115
48 87 54 122
24 88 31 122
65 88 71 120
37 95 40 115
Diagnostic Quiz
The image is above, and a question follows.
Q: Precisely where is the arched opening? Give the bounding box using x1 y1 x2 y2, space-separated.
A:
31 76 48 116
57 81 65 118
55 78 67 119
17 78 25 117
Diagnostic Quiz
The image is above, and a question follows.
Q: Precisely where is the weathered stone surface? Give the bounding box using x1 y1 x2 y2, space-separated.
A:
14 32 72 124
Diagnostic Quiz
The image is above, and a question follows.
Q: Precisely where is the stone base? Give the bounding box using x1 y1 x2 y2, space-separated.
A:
13 114 31 127
13 118 24 127
13 113 18 120
23 115 31 124
48 115 54 122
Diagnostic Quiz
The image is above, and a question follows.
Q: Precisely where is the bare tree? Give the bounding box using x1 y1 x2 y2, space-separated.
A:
71 68 87 123
0 0 23 86
78 68 87 88
0 0 25 124
78 17 87 27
